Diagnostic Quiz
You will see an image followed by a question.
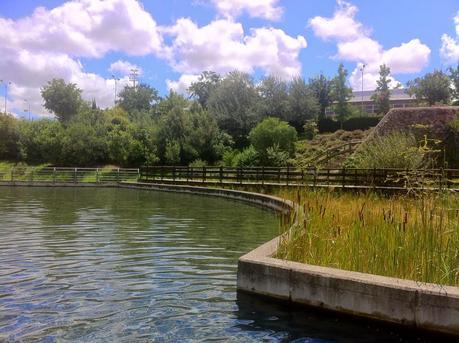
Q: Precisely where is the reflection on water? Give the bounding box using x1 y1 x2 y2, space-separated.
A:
0 187 451 342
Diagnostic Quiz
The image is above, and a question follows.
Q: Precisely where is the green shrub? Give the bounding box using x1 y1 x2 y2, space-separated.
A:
249 117 297 166
445 119 459 168
347 132 426 169
233 146 259 167
303 120 318 140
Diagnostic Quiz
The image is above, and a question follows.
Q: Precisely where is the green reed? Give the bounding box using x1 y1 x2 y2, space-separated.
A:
276 189 459 286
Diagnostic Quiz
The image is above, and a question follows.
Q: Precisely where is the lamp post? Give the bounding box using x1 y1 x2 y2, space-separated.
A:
24 99 31 120
112 75 120 106
360 64 366 115
0 80 12 114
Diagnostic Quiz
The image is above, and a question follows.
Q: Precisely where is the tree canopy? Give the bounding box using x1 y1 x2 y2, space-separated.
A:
41 79 82 123
407 70 452 106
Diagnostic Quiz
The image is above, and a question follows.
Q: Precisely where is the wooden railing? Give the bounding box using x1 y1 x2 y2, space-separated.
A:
306 140 363 167
0 167 140 183
140 166 459 190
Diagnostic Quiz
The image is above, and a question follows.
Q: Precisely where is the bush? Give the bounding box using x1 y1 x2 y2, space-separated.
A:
318 116 382 133
347 132 426 169
249 117 297 166
445 119 459 168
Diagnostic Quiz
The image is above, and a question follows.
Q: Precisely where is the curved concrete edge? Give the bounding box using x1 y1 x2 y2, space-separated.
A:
118 181 294 214
238 227 459 336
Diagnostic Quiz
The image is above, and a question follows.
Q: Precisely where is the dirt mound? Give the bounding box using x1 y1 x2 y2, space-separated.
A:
370 106 459 139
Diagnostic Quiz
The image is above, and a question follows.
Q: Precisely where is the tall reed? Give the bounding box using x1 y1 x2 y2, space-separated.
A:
276 188 459 286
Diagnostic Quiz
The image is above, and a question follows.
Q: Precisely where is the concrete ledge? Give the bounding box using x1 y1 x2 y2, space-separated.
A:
118 182 294 214
238 223 459 336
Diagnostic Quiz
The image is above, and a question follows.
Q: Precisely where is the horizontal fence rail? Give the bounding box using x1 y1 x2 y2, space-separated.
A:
140 166 459 190
0 167 140 184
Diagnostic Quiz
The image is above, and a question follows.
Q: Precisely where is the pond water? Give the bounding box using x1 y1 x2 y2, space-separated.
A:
0 187 450 342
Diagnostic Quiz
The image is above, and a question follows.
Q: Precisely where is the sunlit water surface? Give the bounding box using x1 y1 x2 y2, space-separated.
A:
0 187 450 342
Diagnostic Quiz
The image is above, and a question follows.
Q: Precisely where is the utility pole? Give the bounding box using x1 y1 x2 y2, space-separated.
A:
360 64 366 115
0 80 11 114
129 68 139 89
112 75 120 106
24 99 31 120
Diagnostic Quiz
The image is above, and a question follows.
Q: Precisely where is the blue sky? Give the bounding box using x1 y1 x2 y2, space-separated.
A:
0 0 458 118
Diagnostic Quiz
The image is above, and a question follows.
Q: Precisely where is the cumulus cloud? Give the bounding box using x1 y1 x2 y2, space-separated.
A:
210 0 283 21
0 0 161 116
309 0 367 42
0 0 163 58
163 18 306 83
166 74 200 94
309 0 430 90
440 12 459 63
109 60 142 76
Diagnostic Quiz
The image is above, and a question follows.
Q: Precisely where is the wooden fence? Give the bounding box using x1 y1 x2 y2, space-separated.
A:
0 167 140 184
140 166 459 190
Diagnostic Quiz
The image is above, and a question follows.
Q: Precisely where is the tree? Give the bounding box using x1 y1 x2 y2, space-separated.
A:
309 73 333 120
207 71 260 147
0 113 20 160
448 64 459 105
249 117 297 166
188 71 221 108
371 64 392 115
118 84 160 115
407 70 452 106
286 77 319 132
41 79 82 123
257 75 289 120
332 64 353 126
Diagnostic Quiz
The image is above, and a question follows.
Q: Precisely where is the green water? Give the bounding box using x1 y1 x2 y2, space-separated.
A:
0 187 450 342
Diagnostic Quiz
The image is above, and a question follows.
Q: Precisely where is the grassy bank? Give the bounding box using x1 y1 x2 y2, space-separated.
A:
276 188 459 286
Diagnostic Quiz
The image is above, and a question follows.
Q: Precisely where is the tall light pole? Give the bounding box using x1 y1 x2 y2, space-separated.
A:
129 68 139 89
0 80 12 114
360 64 366 115
112 75 120 106
24 99 31 120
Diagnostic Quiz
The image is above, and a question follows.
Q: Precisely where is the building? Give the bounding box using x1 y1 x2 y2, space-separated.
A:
326 89 417 116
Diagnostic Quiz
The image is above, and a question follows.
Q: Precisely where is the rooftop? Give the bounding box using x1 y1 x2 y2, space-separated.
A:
350 89 415 103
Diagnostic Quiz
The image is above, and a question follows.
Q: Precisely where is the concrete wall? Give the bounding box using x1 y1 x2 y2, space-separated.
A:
238 229 459 336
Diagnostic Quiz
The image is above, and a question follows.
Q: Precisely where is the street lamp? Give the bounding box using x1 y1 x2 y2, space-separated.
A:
359 64 366 115
112 75 120 106
24 99 31 120
0 80 12 114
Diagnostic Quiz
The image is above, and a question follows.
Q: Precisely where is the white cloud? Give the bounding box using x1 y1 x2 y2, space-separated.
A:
440 12 459 63
382 39 431 74
309 0 430 90
163 18 306 81
166 74 200 94
210 0 283 21
0 0 164 58
109 60 142 76
0 0 161 117
309 0 367 42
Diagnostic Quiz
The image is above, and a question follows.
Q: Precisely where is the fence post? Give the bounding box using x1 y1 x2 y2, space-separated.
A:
342 168 346 188
187 166 190 182
262 166 265 186
53 167 56 184
96 168 99 183
313 168 317 188
117 168 120 183
203 166 206 183
73 168 76 184
277 168 281 184
286 166 290 186
11 167 14 182
219 166 223 185
173 166 176 182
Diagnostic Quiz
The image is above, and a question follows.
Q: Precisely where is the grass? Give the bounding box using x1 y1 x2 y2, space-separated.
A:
276 188 459 286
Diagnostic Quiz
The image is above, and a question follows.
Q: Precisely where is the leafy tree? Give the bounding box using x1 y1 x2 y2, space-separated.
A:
309 73 333 120
188 71 221 108
207 71 260 147
371 64 392 115
0 113 20 160
18 119 65 164
41 79 83 123
249 117 297 166
118 84 160 115
448 64 459 105
332 64 353 126
257 75 289 120
286 77 319 132
407 70 452 106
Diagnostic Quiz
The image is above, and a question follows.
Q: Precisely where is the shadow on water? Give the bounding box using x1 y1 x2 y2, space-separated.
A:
235 292 458 343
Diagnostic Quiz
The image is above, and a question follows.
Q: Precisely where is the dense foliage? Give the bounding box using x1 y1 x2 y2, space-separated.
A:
2 63 459 168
